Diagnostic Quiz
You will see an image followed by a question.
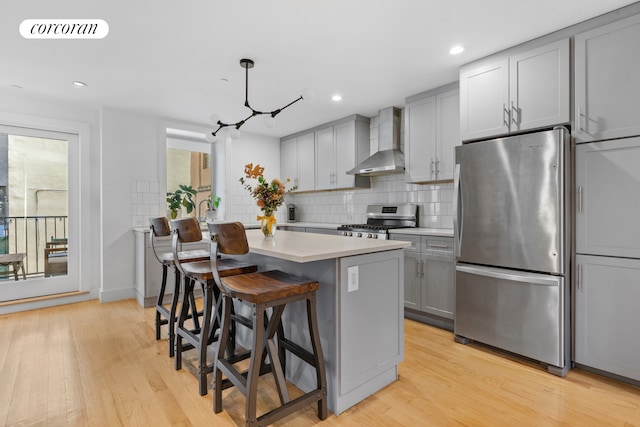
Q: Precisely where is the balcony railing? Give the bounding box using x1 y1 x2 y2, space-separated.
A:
0 216 68 278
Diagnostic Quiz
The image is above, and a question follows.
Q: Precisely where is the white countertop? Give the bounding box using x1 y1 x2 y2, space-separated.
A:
278 222 341 229
134 222 453 238
245 229 410 263
389 227 454 238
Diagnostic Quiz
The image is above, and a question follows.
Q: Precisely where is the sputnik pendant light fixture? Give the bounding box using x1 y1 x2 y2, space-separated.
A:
209 58 309 139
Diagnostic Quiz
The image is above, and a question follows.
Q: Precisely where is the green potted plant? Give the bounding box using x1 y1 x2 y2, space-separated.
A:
166 184 197 219
207 193 221 210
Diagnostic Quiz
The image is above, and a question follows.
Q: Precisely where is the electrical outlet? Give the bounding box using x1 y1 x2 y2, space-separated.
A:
347 266 359 292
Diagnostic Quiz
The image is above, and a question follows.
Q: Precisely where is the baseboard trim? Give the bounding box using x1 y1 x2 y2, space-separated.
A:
0 290 90 307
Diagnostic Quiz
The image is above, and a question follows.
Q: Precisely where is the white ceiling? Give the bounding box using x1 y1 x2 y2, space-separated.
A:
1 0 637 139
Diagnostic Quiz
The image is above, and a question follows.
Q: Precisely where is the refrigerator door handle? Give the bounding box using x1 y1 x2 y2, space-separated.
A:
456 264 561 287
453 163 462 257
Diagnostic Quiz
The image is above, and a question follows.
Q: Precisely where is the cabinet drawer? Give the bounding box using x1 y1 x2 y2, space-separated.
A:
422 237 453 257
391 234 420 252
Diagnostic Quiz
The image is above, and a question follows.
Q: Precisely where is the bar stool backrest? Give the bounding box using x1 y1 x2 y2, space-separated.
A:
149 217 172 264
170 217 204 275
207 222 249 256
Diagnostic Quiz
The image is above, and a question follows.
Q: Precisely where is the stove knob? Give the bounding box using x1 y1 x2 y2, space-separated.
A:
367 233 373 238
346 231 352 237
372 234 378 239
356 232 362 237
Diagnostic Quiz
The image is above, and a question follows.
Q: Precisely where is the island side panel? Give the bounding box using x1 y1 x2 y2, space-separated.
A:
241 248 404 416
336 249 404 414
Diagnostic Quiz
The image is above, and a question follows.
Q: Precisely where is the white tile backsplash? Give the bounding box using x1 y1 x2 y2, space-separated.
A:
131 180 162 227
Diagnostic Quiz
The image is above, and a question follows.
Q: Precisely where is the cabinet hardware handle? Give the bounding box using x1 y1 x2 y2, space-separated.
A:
428 244 449 249
577 264 582 290
430 158 435 178
435 159 440 177
578 107 586 133
577 186 583 213
416 260 420 277
421 260 425 278
511 101 519 126
503 103 511 128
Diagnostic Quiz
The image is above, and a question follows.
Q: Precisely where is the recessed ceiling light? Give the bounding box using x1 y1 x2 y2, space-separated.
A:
9 84 23 90
73 81 87 87
449 45 464 55
332 94 342 102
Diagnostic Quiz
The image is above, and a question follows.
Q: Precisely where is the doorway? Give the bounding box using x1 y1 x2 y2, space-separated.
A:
0 124 79 302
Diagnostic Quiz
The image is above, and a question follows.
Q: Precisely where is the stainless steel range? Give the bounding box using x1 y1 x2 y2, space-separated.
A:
338 204 417 239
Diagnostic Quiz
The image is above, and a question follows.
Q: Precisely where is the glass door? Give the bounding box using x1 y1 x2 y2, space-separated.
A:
0 124 79 302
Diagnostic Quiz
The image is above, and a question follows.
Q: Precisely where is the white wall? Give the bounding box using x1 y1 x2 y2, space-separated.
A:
100 107 162 302
224 132 283 224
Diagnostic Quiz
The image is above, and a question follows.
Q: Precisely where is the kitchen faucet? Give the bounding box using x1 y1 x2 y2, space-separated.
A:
198 199 208 222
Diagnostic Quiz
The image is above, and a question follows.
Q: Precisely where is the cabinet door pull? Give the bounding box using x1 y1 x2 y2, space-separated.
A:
430 158 435 178
577 264 582 290
503 103 511 128
578 107 586 133
421 260 425 278
428 244 449 249
577 185 583 213
511 101 519 126
416 260 420 278
435 159 440 177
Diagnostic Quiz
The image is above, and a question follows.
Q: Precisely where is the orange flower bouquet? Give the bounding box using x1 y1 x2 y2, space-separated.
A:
240 163 297 236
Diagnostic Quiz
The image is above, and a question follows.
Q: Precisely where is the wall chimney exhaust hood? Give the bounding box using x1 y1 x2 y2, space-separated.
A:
347 107 404 176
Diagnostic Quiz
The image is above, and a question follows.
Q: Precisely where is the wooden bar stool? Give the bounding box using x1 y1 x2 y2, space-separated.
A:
149 217 208 357
209 222 327 426
171 217 258 396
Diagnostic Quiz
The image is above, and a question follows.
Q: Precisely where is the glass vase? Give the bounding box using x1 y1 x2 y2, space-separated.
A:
260 214 277 237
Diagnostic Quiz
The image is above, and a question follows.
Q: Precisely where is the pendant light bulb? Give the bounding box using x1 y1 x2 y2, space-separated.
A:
264 115 276 128
204 132 216 143
229 128 241 140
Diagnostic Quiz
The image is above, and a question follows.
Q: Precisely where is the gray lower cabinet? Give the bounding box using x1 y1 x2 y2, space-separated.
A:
574 255 640 382
392 234 454 328
134 229 208 307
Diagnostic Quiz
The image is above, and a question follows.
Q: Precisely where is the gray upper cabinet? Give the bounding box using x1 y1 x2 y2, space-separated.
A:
314 116 370 191
280 132 315 192
460 38 569 141
404 83 459 183
315 126 335 190
460 58 509 141
575 137 640 258
575 14 640 142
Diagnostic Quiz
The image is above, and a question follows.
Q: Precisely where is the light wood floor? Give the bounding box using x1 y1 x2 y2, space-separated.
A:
1 299 639 426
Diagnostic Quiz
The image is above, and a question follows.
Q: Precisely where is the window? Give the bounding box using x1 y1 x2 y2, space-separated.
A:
166 129 217 219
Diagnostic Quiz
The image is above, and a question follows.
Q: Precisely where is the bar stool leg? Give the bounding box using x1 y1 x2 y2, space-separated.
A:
307 293 328 419
155 264 168 340
213 294 233 414
246 303 266 427
197 281 215 396
175 275 193 371
167 267 181 357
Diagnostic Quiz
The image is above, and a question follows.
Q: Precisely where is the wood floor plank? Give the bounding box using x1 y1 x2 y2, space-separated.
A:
1 299 639 426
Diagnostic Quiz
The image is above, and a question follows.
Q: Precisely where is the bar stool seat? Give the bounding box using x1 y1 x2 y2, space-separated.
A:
150 217 210 357
171 217 258 396
209 222 327 427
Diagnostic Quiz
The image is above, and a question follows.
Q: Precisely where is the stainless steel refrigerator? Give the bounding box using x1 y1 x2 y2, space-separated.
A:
453 127 571 376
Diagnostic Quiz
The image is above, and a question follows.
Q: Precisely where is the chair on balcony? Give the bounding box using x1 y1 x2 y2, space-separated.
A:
44 243 67 277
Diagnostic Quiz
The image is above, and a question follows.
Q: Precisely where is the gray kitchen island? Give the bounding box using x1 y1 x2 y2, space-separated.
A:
236 229 410 415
